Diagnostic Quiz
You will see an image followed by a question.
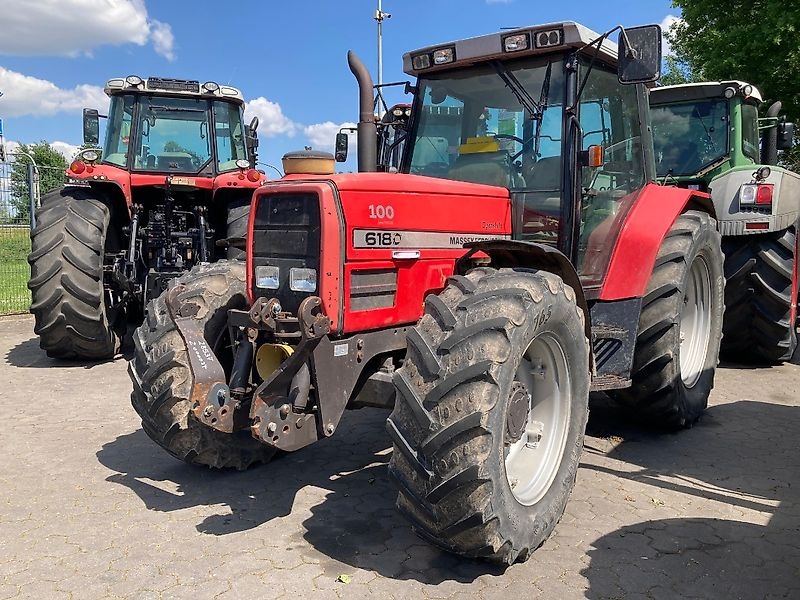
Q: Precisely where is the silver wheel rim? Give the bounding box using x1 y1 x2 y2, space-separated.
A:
679 255 712 388
504 333 572 506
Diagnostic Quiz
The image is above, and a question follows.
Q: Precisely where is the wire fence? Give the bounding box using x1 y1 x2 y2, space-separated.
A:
0 156 65 315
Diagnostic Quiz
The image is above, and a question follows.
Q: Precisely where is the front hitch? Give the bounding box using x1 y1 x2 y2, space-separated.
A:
249 297 331 451
165 284 236 432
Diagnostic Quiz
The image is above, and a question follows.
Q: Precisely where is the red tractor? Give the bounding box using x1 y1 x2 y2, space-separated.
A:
28 76 264 360
130 23 724 563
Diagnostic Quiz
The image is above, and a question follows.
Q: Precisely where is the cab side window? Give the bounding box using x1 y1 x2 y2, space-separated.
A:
577 64 646 285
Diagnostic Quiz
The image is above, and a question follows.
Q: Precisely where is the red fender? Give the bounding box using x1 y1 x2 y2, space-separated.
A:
599 183 714 300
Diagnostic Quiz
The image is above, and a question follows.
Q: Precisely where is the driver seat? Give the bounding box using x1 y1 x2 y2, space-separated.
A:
447 151 511 188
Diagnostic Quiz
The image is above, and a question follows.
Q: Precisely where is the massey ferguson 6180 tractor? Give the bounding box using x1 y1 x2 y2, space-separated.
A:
27 76 263 360
130 23 725 563
650 82 799 363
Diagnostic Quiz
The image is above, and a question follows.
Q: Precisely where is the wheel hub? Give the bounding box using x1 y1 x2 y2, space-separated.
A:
506 382 531 444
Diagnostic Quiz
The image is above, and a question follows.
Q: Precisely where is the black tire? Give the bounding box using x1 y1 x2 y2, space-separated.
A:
387 267 590 564
129 260 274 469
226 197 250 260
720 228 797 363
613 211 724 428
27 187 120 360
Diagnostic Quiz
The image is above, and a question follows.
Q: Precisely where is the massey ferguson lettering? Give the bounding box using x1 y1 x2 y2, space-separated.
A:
354 229 510 249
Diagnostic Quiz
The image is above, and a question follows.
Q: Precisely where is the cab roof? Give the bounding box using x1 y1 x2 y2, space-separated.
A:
403 21 617 77
650 81 763 104
104 76 245 104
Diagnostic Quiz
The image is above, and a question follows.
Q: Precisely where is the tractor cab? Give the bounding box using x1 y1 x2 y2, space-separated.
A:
649 81 795 188
395 22 660 288
82 77 258 176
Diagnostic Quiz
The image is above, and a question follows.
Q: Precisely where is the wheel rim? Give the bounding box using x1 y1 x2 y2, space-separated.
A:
679 255 712 388
504 332 572 506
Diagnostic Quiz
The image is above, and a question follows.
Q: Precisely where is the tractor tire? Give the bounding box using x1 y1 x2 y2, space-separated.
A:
226 197 250 260
720 228 797 363
27 187 120 360
387 267 590 564
613 211 724 428
129 260 274 469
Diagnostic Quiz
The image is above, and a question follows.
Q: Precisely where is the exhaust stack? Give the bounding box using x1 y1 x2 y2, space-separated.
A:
347 50 378 172
761 101 782 166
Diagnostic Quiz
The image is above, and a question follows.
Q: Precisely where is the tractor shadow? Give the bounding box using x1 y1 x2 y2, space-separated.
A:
96 408 502 584
5 334 134 368
580 398 800 599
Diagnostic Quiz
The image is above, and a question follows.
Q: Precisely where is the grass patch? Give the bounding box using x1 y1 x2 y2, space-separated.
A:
0 228 31 315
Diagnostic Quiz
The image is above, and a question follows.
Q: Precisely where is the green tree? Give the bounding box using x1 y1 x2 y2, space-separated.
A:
669 1 800 122
10 142 67 222
668 1 800 169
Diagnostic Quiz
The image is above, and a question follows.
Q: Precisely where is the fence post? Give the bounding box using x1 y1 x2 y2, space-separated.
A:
27 162 36 230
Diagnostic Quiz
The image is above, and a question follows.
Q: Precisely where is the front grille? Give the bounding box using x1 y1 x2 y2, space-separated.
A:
251 192 321 313
147 77 200 93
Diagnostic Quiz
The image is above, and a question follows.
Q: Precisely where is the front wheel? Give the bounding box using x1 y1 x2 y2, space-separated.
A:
387 267 590 564
129 260 274 469
613 211 724 428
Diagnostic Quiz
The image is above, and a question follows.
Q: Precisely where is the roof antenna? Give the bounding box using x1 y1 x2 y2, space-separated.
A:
374 0 391 117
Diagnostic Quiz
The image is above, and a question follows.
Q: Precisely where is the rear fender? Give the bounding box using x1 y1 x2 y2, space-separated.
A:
600 184 715 300
456 240 592 346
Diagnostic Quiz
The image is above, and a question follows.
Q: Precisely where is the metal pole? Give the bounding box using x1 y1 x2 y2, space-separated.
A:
377 0 383 90
374 1 390 117
27 162 36 230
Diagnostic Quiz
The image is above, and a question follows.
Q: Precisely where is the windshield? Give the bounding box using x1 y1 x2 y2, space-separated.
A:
408 56 565 191
103 95 135 168
214 100 248 171
651 98 729 177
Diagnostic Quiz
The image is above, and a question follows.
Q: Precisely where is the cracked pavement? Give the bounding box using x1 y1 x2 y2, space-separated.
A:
1 314 798 599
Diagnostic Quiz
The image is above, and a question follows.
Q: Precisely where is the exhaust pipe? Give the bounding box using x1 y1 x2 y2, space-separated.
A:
347 50 378 172
761 101 782 166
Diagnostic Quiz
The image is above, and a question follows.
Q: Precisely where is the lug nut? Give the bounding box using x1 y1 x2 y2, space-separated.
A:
267 422 277 434
326 424 335 435
279 404 290 417
271 302 282 315
203 406 214 418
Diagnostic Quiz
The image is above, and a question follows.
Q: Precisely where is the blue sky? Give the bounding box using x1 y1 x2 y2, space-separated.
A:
0 0 678 171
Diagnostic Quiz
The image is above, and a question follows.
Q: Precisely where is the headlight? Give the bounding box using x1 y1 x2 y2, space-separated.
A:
125 75 143 86
80 149 100 162
289 268 316 292
255 266 280 289
432 47 455 65
202 81 220 92
235 159 250 169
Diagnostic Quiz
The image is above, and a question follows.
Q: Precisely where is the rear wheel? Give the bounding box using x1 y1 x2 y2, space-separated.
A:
225 197 250 260
613 211 724 428
721 228 797 363
27 187 121 360
129 260 274 469
387 267 590 564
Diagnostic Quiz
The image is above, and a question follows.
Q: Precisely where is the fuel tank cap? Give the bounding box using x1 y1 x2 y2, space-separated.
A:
282 150 335 175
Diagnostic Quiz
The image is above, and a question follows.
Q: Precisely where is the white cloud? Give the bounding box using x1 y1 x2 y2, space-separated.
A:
660 14 682 56
150 20 175 61
245 97 299 138
1 139 78 162
0 0 176 60
303 121 357 151
51 141 80 161
0 66 106 117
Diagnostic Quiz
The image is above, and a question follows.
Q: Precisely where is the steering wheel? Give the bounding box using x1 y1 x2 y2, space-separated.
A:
490 133 532 162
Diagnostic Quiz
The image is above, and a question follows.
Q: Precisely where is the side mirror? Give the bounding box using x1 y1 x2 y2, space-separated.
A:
618 25 662 84
777 121 795 150
335 132 349 162
83 108 100 145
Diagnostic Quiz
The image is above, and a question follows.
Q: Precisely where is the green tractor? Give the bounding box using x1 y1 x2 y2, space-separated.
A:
649 81 799 363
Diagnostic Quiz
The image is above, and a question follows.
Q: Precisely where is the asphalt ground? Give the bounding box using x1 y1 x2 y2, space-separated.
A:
1 313 798 599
